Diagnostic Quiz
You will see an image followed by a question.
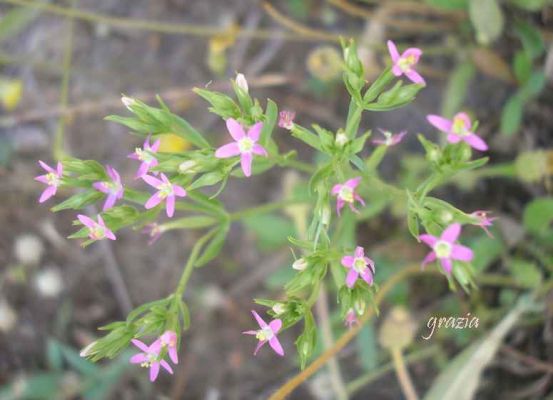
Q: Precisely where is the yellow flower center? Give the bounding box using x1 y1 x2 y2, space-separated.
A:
136 148 155 163
46 172 60 187
255 327 274 341
434 240 452 258
452 116 469 136
238 137 254 153
338 186 354 203
398 55 416 72
353 257 368 273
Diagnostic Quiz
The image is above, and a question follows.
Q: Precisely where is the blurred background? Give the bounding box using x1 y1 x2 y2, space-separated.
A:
0 0 552 399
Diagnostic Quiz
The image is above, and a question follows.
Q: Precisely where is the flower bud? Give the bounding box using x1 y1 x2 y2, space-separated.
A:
235 73 248 93
178 160 199 174
272 303 286 315
121 96 135 111
278 110 296 130
79 341 97 358
354 299 366 316
320 205 331 226
292 258 308 271
335 131 348 147
439 210 453 224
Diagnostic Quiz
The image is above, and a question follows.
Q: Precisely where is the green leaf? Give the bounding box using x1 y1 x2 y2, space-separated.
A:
260 99 278 147
442 62 475 117
469 0 504 45
243 213 295 250
51 190 103 212
0 6 40 42
514 20 545 59
46 339 63 371
519 71 546 100
523 197 553 235
290 124 323 151
500 95 523 136
424 0 468 9
195 223 229 267
193 88 240 119
513 51 532 84
470 234 505 272
508 0 552 11
508 259 542 287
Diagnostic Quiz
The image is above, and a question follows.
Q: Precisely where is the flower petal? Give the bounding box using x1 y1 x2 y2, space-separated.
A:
226 118 246 141
93 182 108 193
215 142 241 158
421 251 436 268
402 48 422 62
387 40 400 63
142 175 163 188
344 177 361 189
341 255 354 268
173 185 187 197
463 133 488 151
145 193 163 209
39 186 56 203
131 339 149 352
130 353 147 364
331 184 342 195
427 115 452 133
361 270 373 285
354 246 364 258
251 310 268 328
77 215 96 229
253 340 266 356
441 223 461 243
166 195 175 218
135 162 150 178
404 69 426 85
160 360 174 374
247 121 263 142
269 336 284 356
269 319 282 333
103 194 117 211
447 133 462 144
240 152 253 177
149 362 160 382
419 234 437 247
440 258 452 274
346 269 359 288
451 244 473 261
252 144 268 156
168 347 179 364
38 160 54 173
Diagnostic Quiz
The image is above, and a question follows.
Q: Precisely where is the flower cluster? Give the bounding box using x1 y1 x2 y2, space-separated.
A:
130 331 179 381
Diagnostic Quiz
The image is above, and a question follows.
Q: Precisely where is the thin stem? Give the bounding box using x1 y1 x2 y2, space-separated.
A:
175 230 217 297
268 265 442 400
229 199 303 221
315 283 349 400
390 347 419 400
346 345 440 395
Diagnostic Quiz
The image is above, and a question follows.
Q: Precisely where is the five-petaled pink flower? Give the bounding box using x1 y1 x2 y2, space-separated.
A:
35 160 63 203
344 309 358 329
128 136 161 178
426 112 488 151
242 310 284 356
387 40 425 85
93 165 124 211
341 246 376 288
372 129 407 147
419 223 473 274
77 214 116 241
130 338 173 382
215 118 268 177
278 110 296 130
331 177 365 215
143 173 187 218
471 210 497 238
155 330 179 365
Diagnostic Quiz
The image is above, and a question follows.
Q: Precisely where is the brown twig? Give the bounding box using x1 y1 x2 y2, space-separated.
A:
501 345 553 375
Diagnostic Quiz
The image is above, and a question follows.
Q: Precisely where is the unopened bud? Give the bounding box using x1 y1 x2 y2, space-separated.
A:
354 299 366 316
79 341 97 358
292 258 308 271
272 303 286 315
178 160 199 174
335 131 348 147
235 73 248 93
121 96 135 111
439 211 453 224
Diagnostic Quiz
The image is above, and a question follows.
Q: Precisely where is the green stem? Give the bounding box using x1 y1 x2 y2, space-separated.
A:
229 199 303 221
175 229 217 297
390 347 419 400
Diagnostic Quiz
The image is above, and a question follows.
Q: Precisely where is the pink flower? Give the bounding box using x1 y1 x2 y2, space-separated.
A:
344 309 358 329
426 112 488 151
93 165 124 211
143 173 187 218
278 110 296 130
387 40 425 85
215 118 268 177
331 177 365 215
128 136 160 178
341 246 375 288
155 330 179 364
242 310 284 356
34 160 63 203
130 339 173 382
419 223 473 274
77 214 116 241
372 129 407 146
470 210 497 238
143 223 163 245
